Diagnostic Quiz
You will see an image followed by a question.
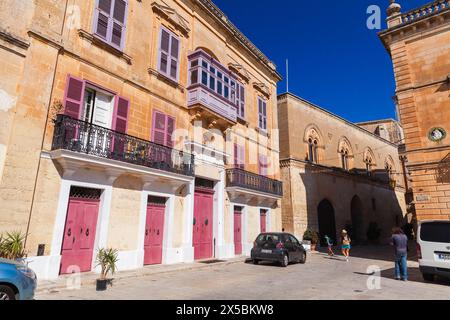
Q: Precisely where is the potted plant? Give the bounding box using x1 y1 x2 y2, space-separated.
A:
0 231 27 261
303 229 319 251
95 248 119 291
366 222 381 244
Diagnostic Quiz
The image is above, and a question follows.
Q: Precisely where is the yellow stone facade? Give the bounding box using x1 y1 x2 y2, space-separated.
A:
0 0 282 279
278 93 407 243
379 0 450 222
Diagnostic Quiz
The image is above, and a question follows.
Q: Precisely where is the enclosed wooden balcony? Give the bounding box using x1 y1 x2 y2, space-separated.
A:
187 50 245 128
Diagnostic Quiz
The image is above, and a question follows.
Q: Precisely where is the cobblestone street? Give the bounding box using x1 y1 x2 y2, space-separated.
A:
36 246 450 300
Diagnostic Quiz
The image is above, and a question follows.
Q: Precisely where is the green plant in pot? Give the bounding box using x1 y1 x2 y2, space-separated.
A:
0 231 27 261
95 248 119 291
303 229 319 251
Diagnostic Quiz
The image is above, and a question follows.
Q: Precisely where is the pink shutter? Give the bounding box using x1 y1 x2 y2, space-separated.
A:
111 96 129 156
233 143 238 168
152 111 167 146
113 96 129 133
259 154 268 176
63 75 85 119
166 116 175 148
239 145 245 169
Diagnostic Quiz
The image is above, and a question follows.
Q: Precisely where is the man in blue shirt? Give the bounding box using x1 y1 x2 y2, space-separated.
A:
390 227 409 281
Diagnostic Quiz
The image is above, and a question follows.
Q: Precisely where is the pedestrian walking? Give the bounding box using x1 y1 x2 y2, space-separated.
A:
340 230 351 261
324 235 334 256
390 227 408 281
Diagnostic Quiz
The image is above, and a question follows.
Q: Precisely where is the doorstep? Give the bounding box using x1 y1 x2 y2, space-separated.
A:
36 257 244 294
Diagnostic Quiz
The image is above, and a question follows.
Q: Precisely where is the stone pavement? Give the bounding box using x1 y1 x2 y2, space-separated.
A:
36 245 450 300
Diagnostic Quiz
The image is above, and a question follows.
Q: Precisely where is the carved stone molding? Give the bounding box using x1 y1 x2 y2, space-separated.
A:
253 82 271 98
151 1 190 36
148 66 185 92
228 63 250 83
78 29 132 65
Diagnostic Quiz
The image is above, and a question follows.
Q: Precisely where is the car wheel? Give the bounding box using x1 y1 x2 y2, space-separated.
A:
0 285 16 301
299 251 307 264
422 273 435 282
252 259 259 265
280 254 289 267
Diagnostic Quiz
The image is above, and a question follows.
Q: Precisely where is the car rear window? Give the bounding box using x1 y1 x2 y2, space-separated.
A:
257 234 280 242
420 222 450 243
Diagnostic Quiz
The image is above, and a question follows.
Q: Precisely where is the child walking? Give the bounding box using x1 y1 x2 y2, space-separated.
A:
324 235 334 256
341 230 351 261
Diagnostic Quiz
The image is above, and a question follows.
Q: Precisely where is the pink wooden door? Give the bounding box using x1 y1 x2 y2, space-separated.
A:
193 189 214 260
144 203 165 265
260 211 267 233
60 198 100 274
234 211 242 255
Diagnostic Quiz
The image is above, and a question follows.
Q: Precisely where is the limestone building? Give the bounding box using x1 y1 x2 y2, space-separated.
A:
278 93 407 245
0 0 282 279
379 0 450 221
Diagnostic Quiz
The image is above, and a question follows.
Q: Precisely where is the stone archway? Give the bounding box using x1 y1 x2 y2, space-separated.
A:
351 195 364 244
317 199 336 246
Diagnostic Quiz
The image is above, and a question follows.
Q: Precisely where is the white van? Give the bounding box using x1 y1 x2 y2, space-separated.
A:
417 220 450 281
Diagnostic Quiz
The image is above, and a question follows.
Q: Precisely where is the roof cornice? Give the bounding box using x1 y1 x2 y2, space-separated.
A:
277 92 399 147
195 0 282 81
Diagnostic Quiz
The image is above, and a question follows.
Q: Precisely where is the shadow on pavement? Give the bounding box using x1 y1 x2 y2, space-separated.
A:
379 267 450 286
315 242 418 263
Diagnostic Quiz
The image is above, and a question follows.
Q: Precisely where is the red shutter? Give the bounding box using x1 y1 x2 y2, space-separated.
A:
113 96 129 133
152 111 167 146
63 75 85 119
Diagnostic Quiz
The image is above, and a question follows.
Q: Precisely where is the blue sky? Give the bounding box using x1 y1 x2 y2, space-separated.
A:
212 0 425 123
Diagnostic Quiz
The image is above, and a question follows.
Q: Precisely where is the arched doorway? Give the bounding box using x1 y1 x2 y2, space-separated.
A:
351 196 364 244
317 199 336 246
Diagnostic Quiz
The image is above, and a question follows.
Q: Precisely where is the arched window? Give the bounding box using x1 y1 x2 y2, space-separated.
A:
385 156 395 180
308 138 319 163
341 149 349 171
364 156 373 176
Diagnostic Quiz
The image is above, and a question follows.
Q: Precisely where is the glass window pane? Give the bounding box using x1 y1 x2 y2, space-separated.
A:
224 86 229 99
191 59 198 68
190 69 198 85
202 60 208 68
217 82 222 95
202 71 208 86
209 76 215 91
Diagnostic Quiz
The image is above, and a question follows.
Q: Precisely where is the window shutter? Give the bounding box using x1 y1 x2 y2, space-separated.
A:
64 75 85 119
259 154 268 176
112 96 129 133
169 37 179 79
159 29 170 75
166 116 175 148
239 145 245 169
95 0 112 39
152 111 167 146
233 143 238 167
111 0 127 48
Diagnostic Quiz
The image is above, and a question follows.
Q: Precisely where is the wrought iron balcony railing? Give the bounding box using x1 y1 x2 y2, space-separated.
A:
52 114 195 177
226 168 283 197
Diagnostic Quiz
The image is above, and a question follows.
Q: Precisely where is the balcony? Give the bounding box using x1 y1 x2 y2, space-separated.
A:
187 50 245 127
51 115 194 178
226 168 283 200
